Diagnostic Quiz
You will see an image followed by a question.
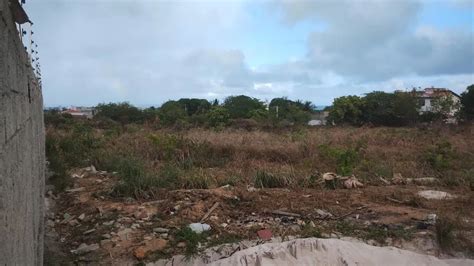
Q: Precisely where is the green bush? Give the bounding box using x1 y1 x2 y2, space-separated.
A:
426 141 455 171
107 156 164 198
318 144 362 176
45 123 102 191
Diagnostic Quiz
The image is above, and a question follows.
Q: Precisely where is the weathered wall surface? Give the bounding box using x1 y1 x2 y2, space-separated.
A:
0 0 45 265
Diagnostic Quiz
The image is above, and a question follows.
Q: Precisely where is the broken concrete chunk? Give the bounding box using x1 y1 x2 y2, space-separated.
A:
417 190 455 200
74 243 99 255
78 213 86 221
189 223 211 233
315 209 333 219
66 187 85 193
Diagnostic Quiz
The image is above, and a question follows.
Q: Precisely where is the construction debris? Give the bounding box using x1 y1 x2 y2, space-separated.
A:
417 190 455 200
189 223 211 233
343 176 364 189
322 173 364 189
257 229 273 241
271 210 301 218
315 209 333 219
200 202 220 222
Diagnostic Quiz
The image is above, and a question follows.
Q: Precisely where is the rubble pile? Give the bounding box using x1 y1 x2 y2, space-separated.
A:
44 166 474 264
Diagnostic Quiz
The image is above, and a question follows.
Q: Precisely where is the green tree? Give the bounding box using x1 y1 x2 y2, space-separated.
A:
268 97 312 124
460 84 474 120
177 98 211 116
327 96 365 125
95 102 145 124
159 100 187 126
431 95 460 119
392 91 419 125
223 95 265 119
207 106 230 127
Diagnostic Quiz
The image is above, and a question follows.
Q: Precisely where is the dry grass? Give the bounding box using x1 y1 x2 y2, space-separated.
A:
47 124 474 195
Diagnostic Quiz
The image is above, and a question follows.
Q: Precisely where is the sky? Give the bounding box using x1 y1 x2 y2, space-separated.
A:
23 0 474 107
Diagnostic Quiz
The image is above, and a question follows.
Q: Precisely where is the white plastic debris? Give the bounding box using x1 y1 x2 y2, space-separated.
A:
189 223 211 233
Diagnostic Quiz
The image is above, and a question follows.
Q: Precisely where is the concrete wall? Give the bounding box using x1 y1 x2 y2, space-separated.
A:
0 0 45 265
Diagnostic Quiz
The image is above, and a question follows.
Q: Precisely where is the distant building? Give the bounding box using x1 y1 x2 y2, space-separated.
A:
414 88 461 114
61 107 96 119
413 88 461 123
308 110 329 126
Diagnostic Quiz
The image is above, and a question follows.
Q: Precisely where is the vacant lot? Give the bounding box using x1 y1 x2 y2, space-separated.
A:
44 124 474 264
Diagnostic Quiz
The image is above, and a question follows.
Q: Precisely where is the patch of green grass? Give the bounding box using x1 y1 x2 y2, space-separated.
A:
436 217 455 251
426 141 455 171
318 144 363 176
334 221 413 244
174 227 209 258
207 233 242 247
180 170 211 189
300 224 323 238
254 170 289 188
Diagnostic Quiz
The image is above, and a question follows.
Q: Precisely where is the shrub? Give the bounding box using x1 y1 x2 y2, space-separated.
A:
174 226 209 257
318 144 363 176
436 217 455 251
95 102 146 124
45 124 102 191
426 141 455 171
108 156 164 198
254 170 288 188
206 106 230 128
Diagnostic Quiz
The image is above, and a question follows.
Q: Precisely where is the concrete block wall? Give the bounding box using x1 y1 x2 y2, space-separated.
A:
0 0 45 265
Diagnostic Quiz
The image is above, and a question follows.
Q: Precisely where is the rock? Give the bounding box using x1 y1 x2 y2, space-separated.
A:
134 210 149 220
189 223 211 233
315 209 333 219
247 185 258 192
74 243 99 255
417 190 455 200
102 234 111 239
153 227 170 233
160 233 168 239
100 239 113 249
133 247 147 260
83 229 96 235
46 219 55 227
296 219 306 226
78 213 86 221
68 219 79 226
117 228 133 241
66 187 85 193
220 223 228 228
177 242 186 248
425 214 437 225
103 220 114 226
131 223 140 229
133 239 168 260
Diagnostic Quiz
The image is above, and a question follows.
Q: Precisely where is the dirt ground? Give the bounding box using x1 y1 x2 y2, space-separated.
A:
44 166 474 265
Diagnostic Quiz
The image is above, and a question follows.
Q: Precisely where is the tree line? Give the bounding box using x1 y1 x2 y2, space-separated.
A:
45 85 474 128
328 85 473 126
